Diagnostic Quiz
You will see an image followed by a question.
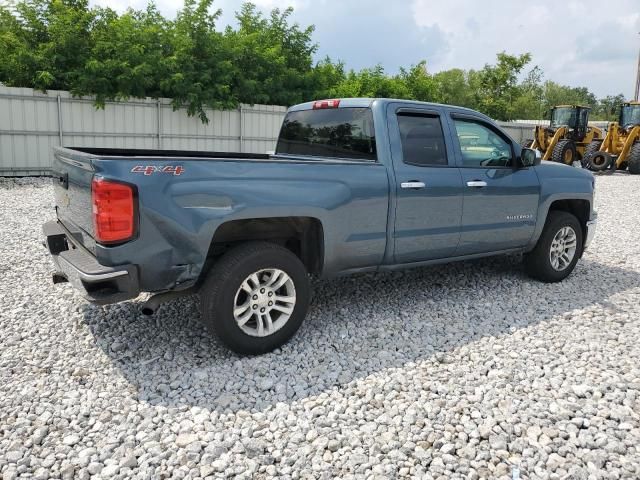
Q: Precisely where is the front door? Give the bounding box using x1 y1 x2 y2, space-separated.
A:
389 107 464 263
450 115 540 255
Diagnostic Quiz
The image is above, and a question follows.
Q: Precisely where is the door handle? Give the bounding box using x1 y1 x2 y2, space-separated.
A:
401 181 426 189
466 180 487 188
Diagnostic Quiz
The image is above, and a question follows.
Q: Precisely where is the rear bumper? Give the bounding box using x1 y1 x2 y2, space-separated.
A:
43 220 140 305
584 212 597 249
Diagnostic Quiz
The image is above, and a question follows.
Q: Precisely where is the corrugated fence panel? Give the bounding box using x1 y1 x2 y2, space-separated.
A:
2 86 620 176
0 86 286 176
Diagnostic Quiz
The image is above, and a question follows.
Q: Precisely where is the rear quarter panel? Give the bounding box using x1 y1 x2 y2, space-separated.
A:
93 157 389 291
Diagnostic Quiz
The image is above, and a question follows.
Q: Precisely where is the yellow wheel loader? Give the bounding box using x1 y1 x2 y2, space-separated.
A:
528 105 603 167
585 102 640 173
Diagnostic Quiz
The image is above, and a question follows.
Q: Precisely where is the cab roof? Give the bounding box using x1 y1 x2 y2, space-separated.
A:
287 98 483 115
553 105 591 110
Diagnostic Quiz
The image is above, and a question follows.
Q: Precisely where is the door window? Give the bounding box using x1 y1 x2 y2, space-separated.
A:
453 119 513 168
398 114 448 167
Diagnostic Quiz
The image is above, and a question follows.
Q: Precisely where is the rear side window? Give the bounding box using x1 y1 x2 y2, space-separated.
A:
398 114 448 166
276 108 376 161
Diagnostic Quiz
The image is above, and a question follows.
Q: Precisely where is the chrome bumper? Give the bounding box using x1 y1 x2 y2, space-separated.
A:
584 213 597 249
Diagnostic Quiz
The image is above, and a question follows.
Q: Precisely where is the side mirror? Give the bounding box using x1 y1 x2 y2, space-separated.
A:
519 147 540 168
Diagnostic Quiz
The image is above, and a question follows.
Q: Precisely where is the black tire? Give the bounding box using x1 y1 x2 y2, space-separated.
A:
588 151 613 172
524 211 583 283
628 142 640 174
582 140 602 168
200 241 310 355
551 139 577 165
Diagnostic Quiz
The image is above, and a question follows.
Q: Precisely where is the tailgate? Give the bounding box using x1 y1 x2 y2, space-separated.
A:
51 148 96 246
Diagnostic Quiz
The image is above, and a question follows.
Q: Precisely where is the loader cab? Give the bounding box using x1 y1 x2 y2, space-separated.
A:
619 102 640 129
550 105 590 141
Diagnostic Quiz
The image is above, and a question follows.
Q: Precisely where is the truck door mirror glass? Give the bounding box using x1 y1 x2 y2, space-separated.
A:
520 148 539 168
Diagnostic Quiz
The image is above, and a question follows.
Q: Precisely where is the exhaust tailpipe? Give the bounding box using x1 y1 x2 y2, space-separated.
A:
52 272 68 284
141 287 197 316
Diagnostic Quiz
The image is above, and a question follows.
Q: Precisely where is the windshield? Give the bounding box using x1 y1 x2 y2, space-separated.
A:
550 107 577 128
620 105 640 128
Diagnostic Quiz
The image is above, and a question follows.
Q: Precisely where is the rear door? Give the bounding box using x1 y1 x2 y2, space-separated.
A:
388 105 464 263
449 113 540 255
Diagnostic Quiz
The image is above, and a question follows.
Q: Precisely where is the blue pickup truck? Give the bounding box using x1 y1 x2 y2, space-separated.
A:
43 98 597 354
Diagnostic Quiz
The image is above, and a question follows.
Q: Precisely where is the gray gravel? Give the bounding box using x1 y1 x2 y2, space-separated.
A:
1 174 640 480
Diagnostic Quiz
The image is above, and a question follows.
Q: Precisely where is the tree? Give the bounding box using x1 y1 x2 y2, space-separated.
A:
75 4 171 106
432 68 478 109
397 61 438 102
226 4 318 107
0 0 96 90
159 0 236 122
474 52 532 121
541 81 598 116
511 65 544 119
0 1 628 124
594 94 626 121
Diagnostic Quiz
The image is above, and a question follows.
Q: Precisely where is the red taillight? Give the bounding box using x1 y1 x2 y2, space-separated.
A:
313 99 340 109
91 177 136 244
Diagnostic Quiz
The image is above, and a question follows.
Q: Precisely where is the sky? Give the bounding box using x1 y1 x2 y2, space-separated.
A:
90 0 640 99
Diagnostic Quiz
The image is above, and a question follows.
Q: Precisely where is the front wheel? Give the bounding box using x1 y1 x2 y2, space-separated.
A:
551 139 576 165
524 211 583 283
628 142 640 174
200 241 310 355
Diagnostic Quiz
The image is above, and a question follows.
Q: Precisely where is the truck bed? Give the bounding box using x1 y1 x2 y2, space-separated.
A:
66 147 271 160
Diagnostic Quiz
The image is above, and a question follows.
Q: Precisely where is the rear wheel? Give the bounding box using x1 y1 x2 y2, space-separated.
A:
524 211 583 283
628 142 640 174
551 139 577 165
200 241 310 355
583 140 603 168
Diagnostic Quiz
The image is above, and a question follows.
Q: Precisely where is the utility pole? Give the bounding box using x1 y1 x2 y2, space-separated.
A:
635 32 640 101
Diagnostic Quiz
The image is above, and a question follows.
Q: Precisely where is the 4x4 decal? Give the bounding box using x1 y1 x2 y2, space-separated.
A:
131 165 184 176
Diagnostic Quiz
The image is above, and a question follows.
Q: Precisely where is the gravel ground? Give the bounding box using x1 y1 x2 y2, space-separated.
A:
1 175 639 480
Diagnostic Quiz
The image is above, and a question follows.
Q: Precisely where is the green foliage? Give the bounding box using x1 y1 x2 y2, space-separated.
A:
162 0 235 121
0 0 95 90
226 4 318 107
432 68 478 109
0 0 629 123
474 53 532 120
593 94 626 121
76 4 171 106
541 81 598 114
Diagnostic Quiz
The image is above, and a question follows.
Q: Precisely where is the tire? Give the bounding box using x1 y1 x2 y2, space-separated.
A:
582 140 602 168
200 241 310 355
551 139 577 165
524 211 583 283
628 142 640 174
588 151 613 172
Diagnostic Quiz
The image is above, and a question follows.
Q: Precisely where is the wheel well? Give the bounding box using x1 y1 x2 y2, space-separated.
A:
203 217 324 277
548 199 590 239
